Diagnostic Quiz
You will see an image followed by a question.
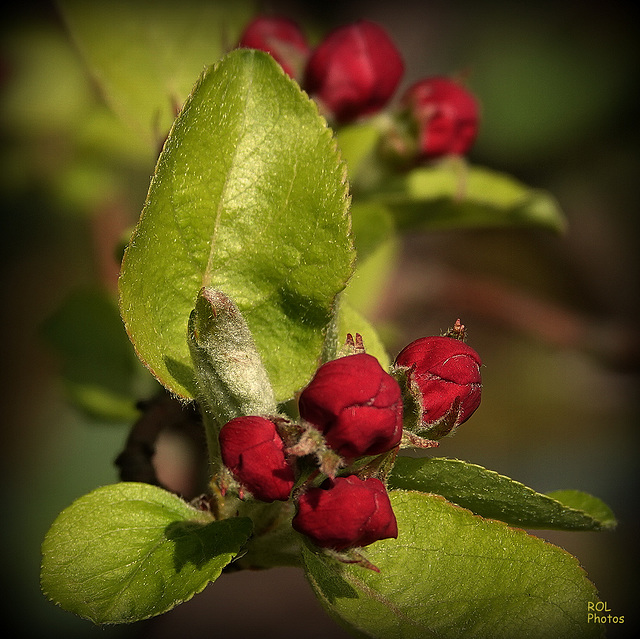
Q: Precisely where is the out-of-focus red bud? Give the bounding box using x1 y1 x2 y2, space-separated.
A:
298 353 403 458
303 20 404 124
292 475 398 550
238 16 311 79
394 336 482 432
219 415 295 502
401 76 479 159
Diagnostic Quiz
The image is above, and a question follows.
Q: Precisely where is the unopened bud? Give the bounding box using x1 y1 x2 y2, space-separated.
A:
238 16 311 80
219 415 295 502
401 77 479 159
394 335 482 438
292 475 398 550
303 20 404 124
298 353 403 458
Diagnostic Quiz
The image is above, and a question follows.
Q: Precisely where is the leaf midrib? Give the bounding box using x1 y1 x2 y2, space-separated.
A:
203 61 254 289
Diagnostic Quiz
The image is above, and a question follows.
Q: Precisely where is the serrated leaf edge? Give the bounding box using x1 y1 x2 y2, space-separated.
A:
389 457 615 531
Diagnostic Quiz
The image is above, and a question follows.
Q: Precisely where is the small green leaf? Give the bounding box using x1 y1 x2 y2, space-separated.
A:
41 287 156 421
41 482 252 624
0 23 94 136
0 21 156 210
59 0 255 147
388 456 616 531
119 50 354 401
303 491 603 639
344 201 399 318
336 122 381 182
368 163 566 233
350 201 396 263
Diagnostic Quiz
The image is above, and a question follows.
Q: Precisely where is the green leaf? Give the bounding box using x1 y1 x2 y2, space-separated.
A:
41 287 157 421
334 201 398 370
0 21 157 212
368 163 566 233
350 201 396 263
119 49 354 401
546 490 617 530
388 456 616 531
303 491 603 639
41 482 252 624
336 122 381 182
59 0 255 148
344 201 399 318
0 23 94 137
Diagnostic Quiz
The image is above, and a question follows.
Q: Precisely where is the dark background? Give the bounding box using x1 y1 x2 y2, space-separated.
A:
2 1 638 637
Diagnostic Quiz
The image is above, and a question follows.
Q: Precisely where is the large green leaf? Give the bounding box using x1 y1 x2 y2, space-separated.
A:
303 491 603 639
368 163 566 233
389 456 616 531
0 22 151 212
59 0 255 148
119 50 354 401
41 482 252 624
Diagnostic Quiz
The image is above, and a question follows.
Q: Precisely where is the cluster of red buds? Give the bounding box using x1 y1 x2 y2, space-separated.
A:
218 325 482 561
238 16 480 159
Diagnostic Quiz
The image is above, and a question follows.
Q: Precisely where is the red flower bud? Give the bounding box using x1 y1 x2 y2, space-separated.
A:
238 16 311 79
219 416 295 502
292 475 398 550
401 77 479 159
298 353 403 458
303 20 404 124
395 336 482 431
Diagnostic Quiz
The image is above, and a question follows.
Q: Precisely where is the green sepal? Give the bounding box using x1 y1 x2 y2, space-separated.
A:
390 364 423 435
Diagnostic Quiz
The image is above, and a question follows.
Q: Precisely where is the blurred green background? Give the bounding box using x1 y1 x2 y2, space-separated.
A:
1 1 638 637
